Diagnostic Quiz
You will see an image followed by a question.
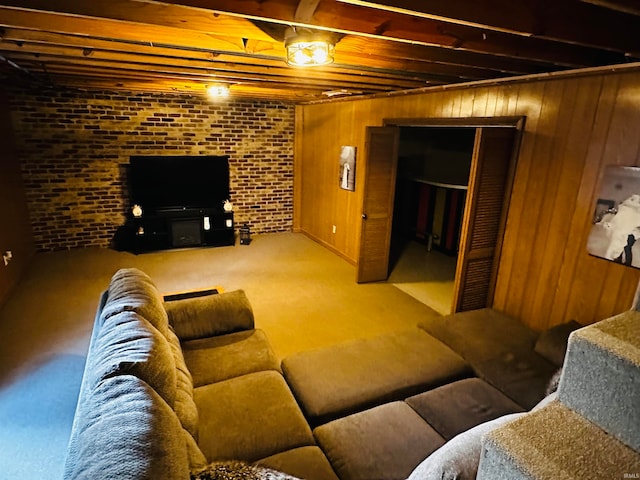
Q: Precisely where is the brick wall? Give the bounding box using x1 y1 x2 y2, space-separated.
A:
8 87 295 251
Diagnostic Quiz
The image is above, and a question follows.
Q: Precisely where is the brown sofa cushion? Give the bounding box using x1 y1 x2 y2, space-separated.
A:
418 308 539 364
165 289 254 341
182 329 280 387
194 371 315 462
474 350 557 410
405 378 524 440
314 401 445 480
282 329 472 425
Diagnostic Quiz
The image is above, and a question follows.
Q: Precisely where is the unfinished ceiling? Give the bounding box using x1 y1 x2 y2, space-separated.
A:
1 0 640 102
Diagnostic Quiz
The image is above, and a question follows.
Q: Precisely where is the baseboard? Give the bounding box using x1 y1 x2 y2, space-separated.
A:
300 230 357 266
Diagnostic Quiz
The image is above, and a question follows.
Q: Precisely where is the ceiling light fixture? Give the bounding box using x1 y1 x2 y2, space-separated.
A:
206 84 230 99
284 28 335 67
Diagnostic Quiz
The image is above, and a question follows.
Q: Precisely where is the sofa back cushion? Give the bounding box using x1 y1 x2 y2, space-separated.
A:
91 310 177 406
63 375 189 480
101 268 170 337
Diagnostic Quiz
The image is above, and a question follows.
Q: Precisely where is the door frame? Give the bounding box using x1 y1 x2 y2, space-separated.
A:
379 116 526 311
384 117 525 129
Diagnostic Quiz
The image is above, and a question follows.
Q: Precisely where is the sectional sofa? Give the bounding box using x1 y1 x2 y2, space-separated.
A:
63 268 579 480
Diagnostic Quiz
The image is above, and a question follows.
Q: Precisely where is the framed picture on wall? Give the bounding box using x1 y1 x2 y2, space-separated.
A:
339 146 356 191
587 165 640 268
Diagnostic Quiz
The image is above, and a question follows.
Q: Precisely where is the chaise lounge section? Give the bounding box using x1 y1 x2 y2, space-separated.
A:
280 307 574 479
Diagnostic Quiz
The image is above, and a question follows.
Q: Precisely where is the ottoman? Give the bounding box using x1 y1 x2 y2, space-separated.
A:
282 328 472 425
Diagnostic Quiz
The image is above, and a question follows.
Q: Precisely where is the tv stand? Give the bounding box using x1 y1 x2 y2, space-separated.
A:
125 207 234 253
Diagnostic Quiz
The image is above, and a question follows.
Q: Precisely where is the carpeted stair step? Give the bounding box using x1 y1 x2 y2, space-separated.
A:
477 400 640 480
558 310 640 453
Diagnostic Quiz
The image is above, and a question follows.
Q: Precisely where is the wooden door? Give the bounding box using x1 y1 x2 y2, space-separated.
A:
452 127 517 311
357 126 399 283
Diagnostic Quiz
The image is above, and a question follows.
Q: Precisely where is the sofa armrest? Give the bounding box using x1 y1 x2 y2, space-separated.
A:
164 289 254 341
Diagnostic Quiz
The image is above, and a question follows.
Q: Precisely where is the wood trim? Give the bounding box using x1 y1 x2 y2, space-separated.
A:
384 116 524 127
293 105 304 231
302 61 640 105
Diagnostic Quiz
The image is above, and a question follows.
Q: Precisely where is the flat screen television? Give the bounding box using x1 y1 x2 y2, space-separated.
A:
129 155 230 212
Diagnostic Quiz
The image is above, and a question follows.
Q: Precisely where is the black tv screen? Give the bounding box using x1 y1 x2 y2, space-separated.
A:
129 155 230 211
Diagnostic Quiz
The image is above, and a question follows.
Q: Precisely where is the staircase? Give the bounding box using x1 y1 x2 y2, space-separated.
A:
477 310 640 479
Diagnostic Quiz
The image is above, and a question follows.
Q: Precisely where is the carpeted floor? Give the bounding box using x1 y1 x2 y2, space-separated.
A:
0 232 441 480
388 240 457 315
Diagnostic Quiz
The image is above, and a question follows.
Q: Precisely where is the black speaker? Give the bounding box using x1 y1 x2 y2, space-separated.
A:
171 219 202 247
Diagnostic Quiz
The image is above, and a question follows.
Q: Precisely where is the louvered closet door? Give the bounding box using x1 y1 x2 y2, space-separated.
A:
453 127 517 312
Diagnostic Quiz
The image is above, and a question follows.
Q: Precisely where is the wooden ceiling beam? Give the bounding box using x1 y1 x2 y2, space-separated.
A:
7 25 547 76
17 66 398 101
159 0 630 66
0 6 490 81
334 35 550 76
0 44 430 91
338 0 640 55
4 0 630 67
294 0 322 21
0 35 468 89
1 0 637 101
0 27 516 83
580 0 640 16
0 4 570 78
4 67 322 101
0 0 276 42
0 7 260 56
0 28 246 64
36 75 338 101
4 51 414 93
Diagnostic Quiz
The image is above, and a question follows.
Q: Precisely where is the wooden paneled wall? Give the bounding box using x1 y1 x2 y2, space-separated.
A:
295 68 640 331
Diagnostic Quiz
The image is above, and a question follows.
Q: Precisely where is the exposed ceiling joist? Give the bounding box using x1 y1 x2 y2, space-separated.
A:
337 0 640 55
294 0 322 21
159 0 631 66
0 0 639 102
580 0 640 15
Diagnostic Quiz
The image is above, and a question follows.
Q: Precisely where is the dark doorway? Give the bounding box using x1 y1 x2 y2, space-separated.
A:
389 127 475 313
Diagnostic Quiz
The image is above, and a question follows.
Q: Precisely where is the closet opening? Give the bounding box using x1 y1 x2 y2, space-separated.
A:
388 126 476 314
358 117 522 313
